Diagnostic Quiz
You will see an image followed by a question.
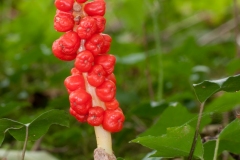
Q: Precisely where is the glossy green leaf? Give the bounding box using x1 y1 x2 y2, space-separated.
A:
218 119 240 154
9 109 69 141
140 103 211 137
132 125 203 159
193 74 240 102
0 119 24 146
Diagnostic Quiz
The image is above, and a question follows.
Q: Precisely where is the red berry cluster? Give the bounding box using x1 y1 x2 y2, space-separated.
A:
52 0 125 133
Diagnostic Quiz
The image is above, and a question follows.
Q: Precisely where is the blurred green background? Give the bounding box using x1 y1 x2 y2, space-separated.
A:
0 0 240 159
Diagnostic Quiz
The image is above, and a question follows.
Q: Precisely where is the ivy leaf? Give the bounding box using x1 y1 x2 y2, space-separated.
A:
0 119 24 146
218 119 240 154
9 109 69 141
131 125 203 159
193 74 240 103
140 103 211 137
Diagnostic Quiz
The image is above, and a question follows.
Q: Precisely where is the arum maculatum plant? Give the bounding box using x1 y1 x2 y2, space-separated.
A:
52 0 125 159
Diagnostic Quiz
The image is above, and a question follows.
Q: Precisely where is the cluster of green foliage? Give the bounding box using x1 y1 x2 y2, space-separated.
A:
0 0 240 159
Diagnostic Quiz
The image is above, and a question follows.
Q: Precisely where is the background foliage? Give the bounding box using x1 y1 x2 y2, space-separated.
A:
0 0 240 159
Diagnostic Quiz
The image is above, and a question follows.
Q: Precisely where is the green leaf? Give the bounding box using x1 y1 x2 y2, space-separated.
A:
0 119 24 146
142 151 162 160
132 125 203 159
117 158 125 160
9 109 69 141
140 103 211 137
203 140 216 160
0 101 30 117
129 101 168 118
218 119 240 154
193 74 240 102
205 92 240 113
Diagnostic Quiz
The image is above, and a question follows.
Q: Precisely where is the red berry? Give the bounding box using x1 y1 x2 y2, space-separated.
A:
95 54 116 75
71 68 81 75
93 16 106 33
75 50 94 72
85 34 104 56
77 17 97 39
64 74 85 93
55 0 74 12
76 114 88 122
84 1 106 16
101 34 112 54
87 65 106 87
96 80 116 102
54 10 74 32
76 0 88 3
87 106 104 126
70 108 87 122
106 73 116 84
70 107 77 117
69 89 92 114
102 109 125 132
105 98 119 110
52 31 80 61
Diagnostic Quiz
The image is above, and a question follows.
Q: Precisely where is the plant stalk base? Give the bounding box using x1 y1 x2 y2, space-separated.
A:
94 148 116 160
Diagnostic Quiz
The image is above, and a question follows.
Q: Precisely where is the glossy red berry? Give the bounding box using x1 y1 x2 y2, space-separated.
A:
87 106 104 126
70 108 87 122
96 80 116 102
54 10 74 32
75 50 94 72
84 0 106 16
95 54 116 75
69 107 77 117
93 16 106 33
87 65 106 87
105 98 119 110
76 0 88 3
76 114 88 122
71 68 81 75
85 34 104 56
101 34 112 54
52 31 80 61
64 74 85 93
77 16 97 39
106 73 116 84
69 89 92 114
102 109 125 132
55 0 74 12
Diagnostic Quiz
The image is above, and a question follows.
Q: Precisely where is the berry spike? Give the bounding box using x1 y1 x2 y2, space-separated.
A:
52 0 124 159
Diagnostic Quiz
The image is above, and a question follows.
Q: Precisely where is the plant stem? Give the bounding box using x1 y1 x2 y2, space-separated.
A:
143 23 155 101
83 73 113 155
145 0 163 101
21 125 29 160
233 0 240 57
153 1 163 101
188 102 205 160
213 138 220 160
